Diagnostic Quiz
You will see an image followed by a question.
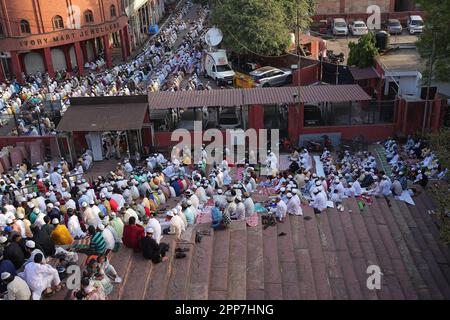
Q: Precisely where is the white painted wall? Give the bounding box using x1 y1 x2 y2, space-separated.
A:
24 52 45 74
384 71 422 97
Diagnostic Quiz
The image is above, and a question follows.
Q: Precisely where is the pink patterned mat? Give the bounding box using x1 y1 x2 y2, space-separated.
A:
246 213 259 227
196 205 213 224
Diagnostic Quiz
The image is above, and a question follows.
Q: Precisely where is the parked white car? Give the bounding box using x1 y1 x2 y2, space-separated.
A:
348 21 369 36
332 18 349 36
407 15 424 35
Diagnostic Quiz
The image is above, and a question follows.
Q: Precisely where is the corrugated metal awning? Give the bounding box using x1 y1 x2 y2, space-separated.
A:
57 103 148 132
148 85 371 109
349 66 381 81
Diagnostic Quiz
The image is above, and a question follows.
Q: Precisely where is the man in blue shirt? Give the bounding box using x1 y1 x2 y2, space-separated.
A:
0 251 17 294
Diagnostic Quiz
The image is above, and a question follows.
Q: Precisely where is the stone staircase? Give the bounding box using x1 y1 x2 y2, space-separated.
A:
53 191 450 300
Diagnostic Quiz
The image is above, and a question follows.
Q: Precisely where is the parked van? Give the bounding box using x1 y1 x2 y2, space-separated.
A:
332 18 348 36
203 49 235 86
407 15 424 35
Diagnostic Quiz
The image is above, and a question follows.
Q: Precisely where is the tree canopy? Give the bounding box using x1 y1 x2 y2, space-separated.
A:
415 0 450 82
211 0 312 56
347 33 379 68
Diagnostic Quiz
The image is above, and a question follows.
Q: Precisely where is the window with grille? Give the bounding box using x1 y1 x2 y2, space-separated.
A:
84 10 94 23
53 15 64 30
20 20 31 34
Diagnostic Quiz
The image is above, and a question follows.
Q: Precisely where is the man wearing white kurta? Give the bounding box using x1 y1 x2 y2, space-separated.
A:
67 210 86 239
286 193 303 216
243 192 255 217
275 197 287 222
310 188 327 214
23 254 61 300
147 216 162 244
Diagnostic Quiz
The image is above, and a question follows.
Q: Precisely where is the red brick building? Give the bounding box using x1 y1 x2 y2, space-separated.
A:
0 0 131 83
313 0 419 23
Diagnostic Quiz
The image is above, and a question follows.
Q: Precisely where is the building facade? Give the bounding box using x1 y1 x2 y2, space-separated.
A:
0 0 132 83
123 0 165 51
313 0 417 15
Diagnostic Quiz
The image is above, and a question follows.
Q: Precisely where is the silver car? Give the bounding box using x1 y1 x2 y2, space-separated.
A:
386 19 403 35
250 66 293 87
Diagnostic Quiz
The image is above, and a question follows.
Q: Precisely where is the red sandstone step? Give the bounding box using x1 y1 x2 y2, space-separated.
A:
317 210 352 299
360 199 407 299
389 199 444 299
414 193 450 263
208 290 228 300
166 226 197 300
120 253 154 300
108 245 134 300
227 220 247 300
188 224 214 300
262 220 283 300
277 215 300 299
246 216 265 299
290 211 309 249
208 225 230 298
328 218 365 299
376 197 432 299
302 207 332 299
294 248 317 299
344 199 386 300
407 197 450 287
144 236 176 300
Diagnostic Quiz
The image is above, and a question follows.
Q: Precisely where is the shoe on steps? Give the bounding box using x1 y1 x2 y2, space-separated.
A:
175 248 190 253
175 252 187 259
278 232 287 237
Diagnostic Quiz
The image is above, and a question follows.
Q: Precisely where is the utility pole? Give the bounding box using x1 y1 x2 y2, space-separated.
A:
296 0 303 140
422 28 436 136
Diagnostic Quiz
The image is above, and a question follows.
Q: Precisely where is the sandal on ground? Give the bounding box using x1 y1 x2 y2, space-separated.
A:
175 252 187 259
55 284 64 292
278 232 287 237
43 289 55 297
175 248 190 253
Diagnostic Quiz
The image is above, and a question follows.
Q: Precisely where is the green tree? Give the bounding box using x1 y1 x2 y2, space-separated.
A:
415 0 450 82
428 128 450 244
211 0 311 56
279 0 314 32
347 33 379 68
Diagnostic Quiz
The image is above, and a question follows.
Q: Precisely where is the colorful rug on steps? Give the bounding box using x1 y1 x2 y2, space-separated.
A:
374 145 393 177
195 205 259 227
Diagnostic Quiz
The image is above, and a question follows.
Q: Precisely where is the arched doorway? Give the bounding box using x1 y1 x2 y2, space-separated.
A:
69 45 78 67
51 48 67 71
23 52 45 74
86 41 94 62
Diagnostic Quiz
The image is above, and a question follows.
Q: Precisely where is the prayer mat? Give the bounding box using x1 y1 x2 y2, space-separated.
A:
235 167 244 181
246 212 259 227
196 205 213 224
254 203 268 213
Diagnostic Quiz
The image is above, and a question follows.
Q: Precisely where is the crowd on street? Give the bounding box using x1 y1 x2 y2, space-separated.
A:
0 1 211 137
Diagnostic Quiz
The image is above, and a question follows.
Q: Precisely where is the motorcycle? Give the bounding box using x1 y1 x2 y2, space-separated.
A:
304 135 333 153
